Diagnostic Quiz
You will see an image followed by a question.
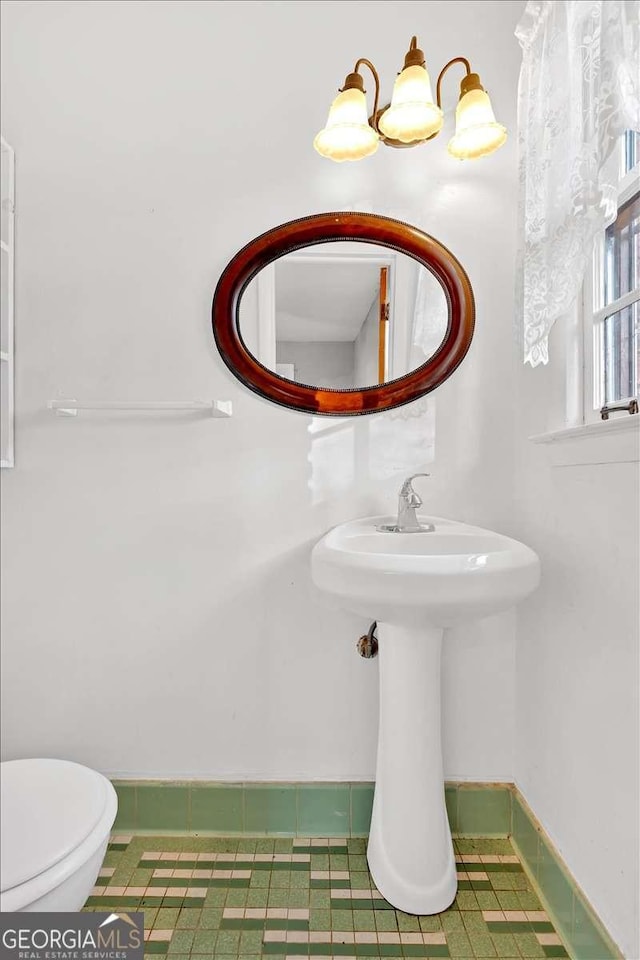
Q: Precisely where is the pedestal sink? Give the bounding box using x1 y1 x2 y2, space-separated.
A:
311 515 540 915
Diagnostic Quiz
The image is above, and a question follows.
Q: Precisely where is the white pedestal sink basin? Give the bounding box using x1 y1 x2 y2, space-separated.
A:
311 515 540 916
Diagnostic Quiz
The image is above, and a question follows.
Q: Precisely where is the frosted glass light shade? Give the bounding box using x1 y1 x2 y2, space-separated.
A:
447 88 507 159
314 88 379 161
378 65 443 143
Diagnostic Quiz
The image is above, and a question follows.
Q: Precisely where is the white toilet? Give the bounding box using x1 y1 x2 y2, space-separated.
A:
0 758 118 912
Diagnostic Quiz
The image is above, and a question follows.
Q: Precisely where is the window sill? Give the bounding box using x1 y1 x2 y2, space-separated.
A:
528 416 639 466
529 415 639 444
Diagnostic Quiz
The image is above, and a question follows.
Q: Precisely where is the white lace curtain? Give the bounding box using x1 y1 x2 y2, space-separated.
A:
516 0 640 367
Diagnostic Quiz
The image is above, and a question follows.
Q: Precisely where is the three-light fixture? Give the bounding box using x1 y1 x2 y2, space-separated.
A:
314 36 507 162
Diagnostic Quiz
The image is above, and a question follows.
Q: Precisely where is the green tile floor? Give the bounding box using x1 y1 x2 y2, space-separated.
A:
84 835 570 959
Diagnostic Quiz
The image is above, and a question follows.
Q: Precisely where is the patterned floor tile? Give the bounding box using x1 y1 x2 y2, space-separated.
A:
84 836 570 959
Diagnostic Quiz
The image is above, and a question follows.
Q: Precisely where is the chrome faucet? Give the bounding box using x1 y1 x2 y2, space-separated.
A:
377 473 434 533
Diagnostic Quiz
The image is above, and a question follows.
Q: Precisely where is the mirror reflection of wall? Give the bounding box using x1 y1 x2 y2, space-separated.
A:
238 241 448 391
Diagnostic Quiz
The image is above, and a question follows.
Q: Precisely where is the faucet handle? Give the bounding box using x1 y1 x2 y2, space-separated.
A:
400 473 431 498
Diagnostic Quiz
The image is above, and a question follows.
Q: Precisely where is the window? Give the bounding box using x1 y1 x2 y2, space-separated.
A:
584 131 640 422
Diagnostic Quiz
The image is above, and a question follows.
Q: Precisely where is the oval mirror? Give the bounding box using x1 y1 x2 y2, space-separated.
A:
212 213 474 415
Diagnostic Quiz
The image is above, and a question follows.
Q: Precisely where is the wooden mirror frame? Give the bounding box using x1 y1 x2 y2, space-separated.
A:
212 212 475 415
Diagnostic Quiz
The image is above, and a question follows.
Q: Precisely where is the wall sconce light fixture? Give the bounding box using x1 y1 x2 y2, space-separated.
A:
314 36 507 162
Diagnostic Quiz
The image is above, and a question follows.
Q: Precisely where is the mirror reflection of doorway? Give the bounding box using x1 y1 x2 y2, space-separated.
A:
238 240 448 390
273 254 392 389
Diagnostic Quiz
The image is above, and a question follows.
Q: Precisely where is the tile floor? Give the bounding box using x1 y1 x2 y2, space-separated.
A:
84 835 570 959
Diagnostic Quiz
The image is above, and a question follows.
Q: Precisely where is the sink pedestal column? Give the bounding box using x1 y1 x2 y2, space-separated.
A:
367 622 457 915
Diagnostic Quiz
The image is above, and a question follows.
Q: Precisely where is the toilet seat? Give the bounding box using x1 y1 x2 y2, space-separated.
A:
0 758 118 911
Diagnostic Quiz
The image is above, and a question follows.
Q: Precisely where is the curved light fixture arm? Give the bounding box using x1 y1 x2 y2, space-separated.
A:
354 58 381 133
435 56 471 109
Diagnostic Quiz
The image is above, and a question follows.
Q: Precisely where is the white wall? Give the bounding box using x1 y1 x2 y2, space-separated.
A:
353 295 378 387
276 340 355 389
0 0 524 782
512 320 640 958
